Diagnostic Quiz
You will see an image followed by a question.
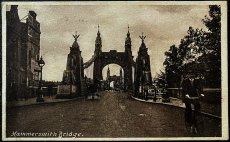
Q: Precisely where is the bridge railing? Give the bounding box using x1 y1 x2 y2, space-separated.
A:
167 87 221 104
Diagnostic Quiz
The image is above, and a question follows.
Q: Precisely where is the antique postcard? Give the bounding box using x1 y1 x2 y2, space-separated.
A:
1 1 228 141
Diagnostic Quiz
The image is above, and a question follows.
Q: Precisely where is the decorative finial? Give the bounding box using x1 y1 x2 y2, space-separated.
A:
139 32 146 43
97 24 101 36
73 31 80 41
127 24 130 36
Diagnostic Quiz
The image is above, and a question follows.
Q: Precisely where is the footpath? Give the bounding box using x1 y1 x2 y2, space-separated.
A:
131 96 221 119
6 95 84 108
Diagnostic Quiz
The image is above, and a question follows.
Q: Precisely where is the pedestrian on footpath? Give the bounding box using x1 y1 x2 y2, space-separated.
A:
181 70 205 133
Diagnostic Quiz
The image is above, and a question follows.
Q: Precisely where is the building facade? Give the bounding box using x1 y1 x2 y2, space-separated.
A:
6 5 41 100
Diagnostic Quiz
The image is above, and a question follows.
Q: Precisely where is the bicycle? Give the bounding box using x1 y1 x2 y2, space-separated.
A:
184 94 205 136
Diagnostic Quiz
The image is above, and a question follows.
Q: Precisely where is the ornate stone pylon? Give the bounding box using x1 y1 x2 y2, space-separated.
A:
59 31 84 98
134 32 152 96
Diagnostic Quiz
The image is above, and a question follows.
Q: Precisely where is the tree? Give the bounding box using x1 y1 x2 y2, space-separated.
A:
155 70 166 88
163 45 181 87
177 27 206 73
200 5 221 87
162 5 221 88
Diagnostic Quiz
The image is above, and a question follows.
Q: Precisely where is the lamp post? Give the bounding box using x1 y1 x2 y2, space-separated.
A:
36 56 45 102
163 64 169 102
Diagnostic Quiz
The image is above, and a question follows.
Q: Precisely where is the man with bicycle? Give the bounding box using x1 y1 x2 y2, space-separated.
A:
181 70 205 134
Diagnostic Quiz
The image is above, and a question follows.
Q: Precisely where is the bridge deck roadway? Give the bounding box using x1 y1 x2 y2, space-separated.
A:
6 91 221 138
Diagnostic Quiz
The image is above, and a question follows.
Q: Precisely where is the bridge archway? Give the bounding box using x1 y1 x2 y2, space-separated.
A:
93 50 134 90
102 64 124 90
102 64 123 80
83 26 136 91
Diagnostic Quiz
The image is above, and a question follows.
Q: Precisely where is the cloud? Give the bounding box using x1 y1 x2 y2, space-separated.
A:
13 4 209 81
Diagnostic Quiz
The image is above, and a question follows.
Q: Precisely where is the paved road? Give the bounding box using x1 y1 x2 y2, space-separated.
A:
6 91 221 138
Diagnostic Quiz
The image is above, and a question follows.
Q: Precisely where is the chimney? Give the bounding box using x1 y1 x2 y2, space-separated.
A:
29 11 37 19
10 5 18 12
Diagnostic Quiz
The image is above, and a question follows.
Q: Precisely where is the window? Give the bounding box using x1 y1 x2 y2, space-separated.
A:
28 14 33 25
28 27 32 37
29 50 32 69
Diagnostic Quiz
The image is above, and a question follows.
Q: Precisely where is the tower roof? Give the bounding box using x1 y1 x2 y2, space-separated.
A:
125 25 131 46
96 24 102 43
72 40 79 49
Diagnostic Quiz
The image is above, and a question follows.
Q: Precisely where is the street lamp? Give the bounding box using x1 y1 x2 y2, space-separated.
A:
36 56 45 102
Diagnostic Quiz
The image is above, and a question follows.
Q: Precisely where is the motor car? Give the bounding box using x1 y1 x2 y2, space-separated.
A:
36 96 45 102
114 88 120 91
87 92 100 100
147 86 156 100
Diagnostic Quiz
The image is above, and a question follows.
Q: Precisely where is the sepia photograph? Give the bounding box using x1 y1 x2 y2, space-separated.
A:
1 1 228 141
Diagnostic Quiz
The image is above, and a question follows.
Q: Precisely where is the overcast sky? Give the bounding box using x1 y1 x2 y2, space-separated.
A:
6 3 209 81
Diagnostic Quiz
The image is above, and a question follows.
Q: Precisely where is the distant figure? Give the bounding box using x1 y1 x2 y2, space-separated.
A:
87 83 95 100
48 85 53 97
143 84 149 100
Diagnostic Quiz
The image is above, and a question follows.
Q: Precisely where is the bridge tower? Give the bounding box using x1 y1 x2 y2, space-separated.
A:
123 26 134 90
93 25 103 85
